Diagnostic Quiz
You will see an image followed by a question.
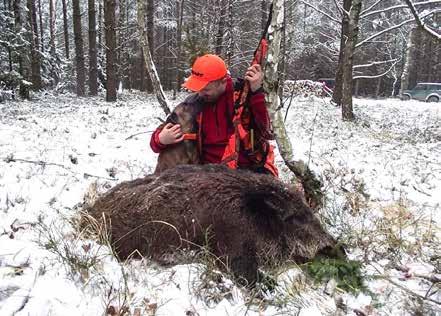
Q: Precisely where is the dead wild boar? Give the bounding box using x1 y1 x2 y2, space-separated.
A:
87 164 340 285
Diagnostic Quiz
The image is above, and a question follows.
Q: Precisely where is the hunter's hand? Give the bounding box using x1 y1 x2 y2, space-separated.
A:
158 123 184 145
245 64 264 93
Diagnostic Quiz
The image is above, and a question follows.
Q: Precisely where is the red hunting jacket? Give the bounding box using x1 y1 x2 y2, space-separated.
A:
150 76 274 171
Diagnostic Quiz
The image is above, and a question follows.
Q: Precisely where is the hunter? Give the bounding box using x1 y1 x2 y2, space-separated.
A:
150 54 278 176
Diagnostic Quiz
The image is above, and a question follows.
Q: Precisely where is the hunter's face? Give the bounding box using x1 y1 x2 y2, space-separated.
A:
198 78 227 103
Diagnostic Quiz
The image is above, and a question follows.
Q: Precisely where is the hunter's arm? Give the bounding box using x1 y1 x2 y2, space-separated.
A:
249 91 270 131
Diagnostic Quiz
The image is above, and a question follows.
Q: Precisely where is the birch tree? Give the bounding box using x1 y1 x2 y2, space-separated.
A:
265 0 322 206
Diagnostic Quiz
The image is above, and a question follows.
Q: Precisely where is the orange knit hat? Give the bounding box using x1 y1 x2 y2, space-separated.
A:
182 54 228 92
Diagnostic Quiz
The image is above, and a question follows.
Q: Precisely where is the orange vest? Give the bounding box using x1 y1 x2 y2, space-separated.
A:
220 90 278 177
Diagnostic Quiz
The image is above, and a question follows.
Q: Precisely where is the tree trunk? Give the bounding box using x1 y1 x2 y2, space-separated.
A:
264 0 292 168
72 0 86 96
215 0 226 55
140 49 145 90
265 0 323 207
117 0 127 90
27 0 42 90
88 0 98 95
145 0 154 93
98 0 102 53
14 0 30 98
261 0 267 33
38 0 43 51
341 0 362 121
225 0 234 66
49 0 56 56
136 0 170 115
62 0 70 59
332 0 351 106
174 0 185 96
400 27 420 93
6 0 13 72
104 0 117 101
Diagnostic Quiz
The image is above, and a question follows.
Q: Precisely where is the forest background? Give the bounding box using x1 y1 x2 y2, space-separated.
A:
0 0 440 107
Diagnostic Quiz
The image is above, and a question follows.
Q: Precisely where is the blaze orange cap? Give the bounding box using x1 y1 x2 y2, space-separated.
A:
182 54 227 92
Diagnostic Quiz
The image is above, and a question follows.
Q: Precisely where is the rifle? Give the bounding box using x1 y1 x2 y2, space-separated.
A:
234 4 273 152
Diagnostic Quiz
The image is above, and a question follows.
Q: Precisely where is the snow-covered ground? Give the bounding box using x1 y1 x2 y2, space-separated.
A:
0 91 440 315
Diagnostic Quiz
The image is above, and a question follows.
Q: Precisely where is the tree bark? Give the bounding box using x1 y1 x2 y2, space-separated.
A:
49 0 56 56
341 0 362 121
400 27 420 93
117 0 127 89
265 0 323 207
89 0 98 95
174 0 185 96
104 0 117 101
72 0 86 96
215 0 226 55
261 0 267 33
27 0 42 90
145 0 154 93
136 0 170 115
14 0 30 98
225 0 234 66
98 0 102 53
332 0 351 106
264 0 293 168
38 0 43 51
6 0 13 72
61 0 70 59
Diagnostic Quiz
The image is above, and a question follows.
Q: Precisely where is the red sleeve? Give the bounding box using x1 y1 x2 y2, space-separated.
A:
150 127 167 153
248 92 270 131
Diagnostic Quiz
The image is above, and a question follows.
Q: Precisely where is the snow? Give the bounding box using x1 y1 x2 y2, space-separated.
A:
1 91 440 315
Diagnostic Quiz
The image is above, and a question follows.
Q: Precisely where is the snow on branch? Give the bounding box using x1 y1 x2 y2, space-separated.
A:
353 58 399 69
300 0 341 24
403 0 441 41
361 0 441 18
360 0 383 16
353 59 400 79
356 19 414 48
357 9 440 48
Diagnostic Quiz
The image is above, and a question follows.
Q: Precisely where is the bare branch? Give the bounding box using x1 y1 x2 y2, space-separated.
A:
354 58 399 69
361 0 441 18
356 18 414 48
300 0 341 24
357 9 440 48
353 59 400 79
360 0 384 16
402 0 441 41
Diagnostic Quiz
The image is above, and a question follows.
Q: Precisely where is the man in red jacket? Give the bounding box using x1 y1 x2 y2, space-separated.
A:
150 54 278 176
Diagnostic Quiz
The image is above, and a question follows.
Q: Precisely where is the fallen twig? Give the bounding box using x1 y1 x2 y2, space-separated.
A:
373 274 441 306
3 156 70 170
125 130 154 140
83 173 118 181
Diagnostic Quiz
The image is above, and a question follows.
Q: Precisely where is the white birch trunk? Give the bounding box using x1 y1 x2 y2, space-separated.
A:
264 0 323 208
264 0 298 172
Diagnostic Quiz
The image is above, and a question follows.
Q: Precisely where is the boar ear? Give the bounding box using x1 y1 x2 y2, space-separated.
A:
243 191 293 222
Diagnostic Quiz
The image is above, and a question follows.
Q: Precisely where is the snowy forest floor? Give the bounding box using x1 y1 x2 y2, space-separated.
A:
0 91 440 316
